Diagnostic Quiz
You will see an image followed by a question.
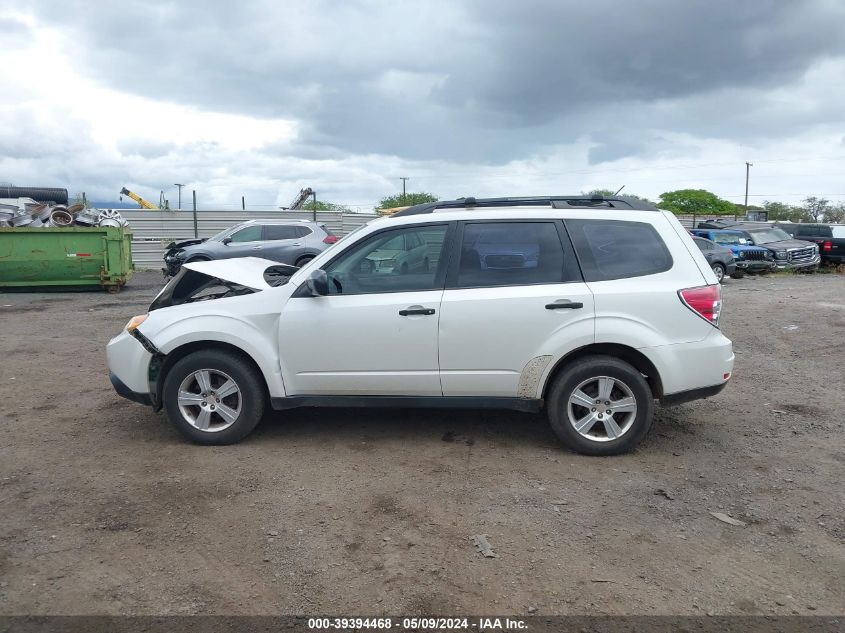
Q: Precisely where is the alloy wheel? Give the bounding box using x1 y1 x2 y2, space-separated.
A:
177 369 242 432
566 376 638 442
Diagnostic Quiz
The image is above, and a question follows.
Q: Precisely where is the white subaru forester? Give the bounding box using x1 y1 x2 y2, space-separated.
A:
107 195 734 455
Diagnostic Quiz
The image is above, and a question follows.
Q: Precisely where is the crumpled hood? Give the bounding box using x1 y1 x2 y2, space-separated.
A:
167 237 207 250
183 257 286 290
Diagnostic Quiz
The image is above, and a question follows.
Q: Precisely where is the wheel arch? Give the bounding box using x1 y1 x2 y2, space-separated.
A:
153 341 271 409
541 343 664 401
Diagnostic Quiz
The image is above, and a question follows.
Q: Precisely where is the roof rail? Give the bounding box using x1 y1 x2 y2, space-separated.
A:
391 194 659 216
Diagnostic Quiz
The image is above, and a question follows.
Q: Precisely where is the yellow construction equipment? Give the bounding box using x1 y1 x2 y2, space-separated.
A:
119 187 169 210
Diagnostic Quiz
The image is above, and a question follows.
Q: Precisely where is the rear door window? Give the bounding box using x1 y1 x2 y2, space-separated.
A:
693 237 712 251
452 222 577 288
565 219 673 281
264 225 300 240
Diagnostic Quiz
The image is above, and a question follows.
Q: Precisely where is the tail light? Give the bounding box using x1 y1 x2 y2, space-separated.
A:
823 240 832 252
323 235 338 244
679 285 721 327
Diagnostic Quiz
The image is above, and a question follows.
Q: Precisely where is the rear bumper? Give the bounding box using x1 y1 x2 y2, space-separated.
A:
821 253 845 263
661 381 728 406
640 329 734 397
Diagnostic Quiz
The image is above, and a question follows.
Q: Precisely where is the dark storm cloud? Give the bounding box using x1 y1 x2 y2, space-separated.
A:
11 0 845 162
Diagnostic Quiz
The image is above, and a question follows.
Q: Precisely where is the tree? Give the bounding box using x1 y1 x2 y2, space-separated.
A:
376 192 438 212
583 189 654 205
802 196 830 222
762 201 813 223
301 200 352 213
658 189 735 215
823 203 845 223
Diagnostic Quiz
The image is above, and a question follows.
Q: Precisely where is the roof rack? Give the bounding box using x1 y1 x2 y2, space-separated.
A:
391 194 660 216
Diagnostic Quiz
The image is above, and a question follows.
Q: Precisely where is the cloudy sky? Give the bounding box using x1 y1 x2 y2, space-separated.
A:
2 0 845 210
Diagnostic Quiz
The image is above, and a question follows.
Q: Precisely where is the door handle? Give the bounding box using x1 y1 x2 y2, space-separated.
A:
399 308 435 316
546 300 583 310
252 245 262 250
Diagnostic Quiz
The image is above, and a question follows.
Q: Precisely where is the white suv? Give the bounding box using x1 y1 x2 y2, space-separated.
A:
107 195 734 455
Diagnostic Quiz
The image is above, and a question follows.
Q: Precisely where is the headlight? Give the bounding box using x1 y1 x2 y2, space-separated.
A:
737 251 745 259
776 250 787 259
126 314 149 332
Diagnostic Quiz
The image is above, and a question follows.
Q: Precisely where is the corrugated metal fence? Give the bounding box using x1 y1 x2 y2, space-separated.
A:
121 209 379 267
119 209 704 268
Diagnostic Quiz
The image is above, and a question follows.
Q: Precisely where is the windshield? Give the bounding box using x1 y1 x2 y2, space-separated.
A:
748 228 791 244
713 233 748 246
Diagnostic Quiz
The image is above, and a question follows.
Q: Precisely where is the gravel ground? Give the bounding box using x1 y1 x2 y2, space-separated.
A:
0 270 843 616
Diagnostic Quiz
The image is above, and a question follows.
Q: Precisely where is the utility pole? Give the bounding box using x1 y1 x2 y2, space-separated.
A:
743 162 753 219
399 177 410 205
174 183 185 210
192 190 198 238
241 196 245 211
311 190 317 222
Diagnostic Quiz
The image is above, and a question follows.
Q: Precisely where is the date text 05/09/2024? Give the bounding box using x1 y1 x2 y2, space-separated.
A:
307 617 527 630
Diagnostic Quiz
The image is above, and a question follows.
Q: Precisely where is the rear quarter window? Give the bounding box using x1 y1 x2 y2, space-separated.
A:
565 219 673 281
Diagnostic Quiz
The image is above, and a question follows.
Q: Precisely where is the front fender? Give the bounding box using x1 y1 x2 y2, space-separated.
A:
149 314 285 397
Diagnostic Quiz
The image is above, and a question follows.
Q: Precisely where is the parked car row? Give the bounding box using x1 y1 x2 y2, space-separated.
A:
695 219 845 271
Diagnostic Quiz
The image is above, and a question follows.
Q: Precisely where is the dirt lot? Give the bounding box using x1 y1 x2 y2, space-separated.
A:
0 270 843 616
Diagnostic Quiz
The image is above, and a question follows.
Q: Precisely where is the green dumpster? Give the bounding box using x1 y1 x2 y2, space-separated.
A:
0 226 133 292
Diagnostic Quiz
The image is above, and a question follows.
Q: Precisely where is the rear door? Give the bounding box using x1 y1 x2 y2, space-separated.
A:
262 224 304 263
438 220 594 397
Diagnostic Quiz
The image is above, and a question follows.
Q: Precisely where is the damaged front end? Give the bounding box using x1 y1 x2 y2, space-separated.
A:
150 257 299 311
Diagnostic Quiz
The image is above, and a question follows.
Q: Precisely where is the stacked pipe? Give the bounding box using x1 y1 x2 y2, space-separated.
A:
0 198 128 229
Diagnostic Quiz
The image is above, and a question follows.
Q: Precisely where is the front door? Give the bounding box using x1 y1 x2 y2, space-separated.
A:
222 224 264 259
278 223 452 396
438 220 595 397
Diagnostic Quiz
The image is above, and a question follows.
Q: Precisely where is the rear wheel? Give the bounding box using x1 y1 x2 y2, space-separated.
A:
547 355 654 456
712 263 725 282
162 350 266 445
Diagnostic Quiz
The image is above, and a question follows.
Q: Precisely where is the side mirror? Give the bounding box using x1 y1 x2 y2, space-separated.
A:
305 269 329 296
222 237 232 245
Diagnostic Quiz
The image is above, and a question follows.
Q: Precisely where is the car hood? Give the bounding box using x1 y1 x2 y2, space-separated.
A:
182 257 285 290
754 238 815 250
167 237 207 250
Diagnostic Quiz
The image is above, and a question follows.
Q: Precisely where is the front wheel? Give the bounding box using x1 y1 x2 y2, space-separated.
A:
712 263 725 282
295 255 315 268
546 355 654 456
162 350 266 445
731 269 745 279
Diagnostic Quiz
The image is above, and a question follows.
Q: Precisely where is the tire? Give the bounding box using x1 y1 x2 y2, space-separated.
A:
162 350 266 445
295 255 315 268
185 256 210 263
546 355 654 456
712 263 725 283
731 269 745 279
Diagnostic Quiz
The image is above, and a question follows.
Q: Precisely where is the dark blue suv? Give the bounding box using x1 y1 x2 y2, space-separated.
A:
690 229 775 277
